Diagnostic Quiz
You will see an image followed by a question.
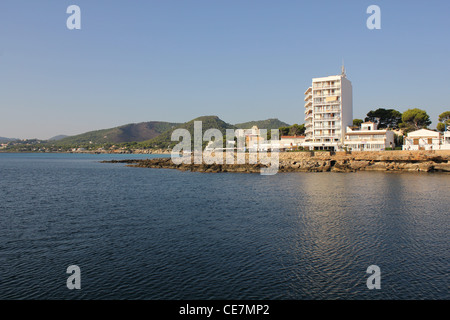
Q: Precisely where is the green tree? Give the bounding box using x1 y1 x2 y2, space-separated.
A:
437 111 450 132
289 124 305 136
279 124 305 137
394 133 403 147
365 108 403 128
437 122 446 132
438 111 450 123
353 119 363 127
401 108 431 130
279 126 290 136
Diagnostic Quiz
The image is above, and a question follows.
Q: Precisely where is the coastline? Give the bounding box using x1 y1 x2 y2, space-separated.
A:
102 150 450 173
0 148 172 155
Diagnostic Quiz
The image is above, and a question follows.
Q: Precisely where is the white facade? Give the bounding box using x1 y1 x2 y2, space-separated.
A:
403 129 441 150
444 131 450 142
344 122 395 151
280 136 306 149
438 128 450 150
303 69 353 151
253 136 306 151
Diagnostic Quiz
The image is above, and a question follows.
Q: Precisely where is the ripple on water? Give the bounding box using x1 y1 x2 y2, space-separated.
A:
0 154 448 299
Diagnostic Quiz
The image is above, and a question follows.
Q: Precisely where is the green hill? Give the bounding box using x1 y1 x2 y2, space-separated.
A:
141 116 236 149
54 121 180 145
234 118 290 130
48 135 69 141
0 137 17 143
44 117 291 149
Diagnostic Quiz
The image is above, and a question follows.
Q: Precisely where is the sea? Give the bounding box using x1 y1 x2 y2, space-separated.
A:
0 153 448 299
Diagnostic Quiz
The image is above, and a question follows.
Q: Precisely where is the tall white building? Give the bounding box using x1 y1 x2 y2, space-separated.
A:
304 67 353 151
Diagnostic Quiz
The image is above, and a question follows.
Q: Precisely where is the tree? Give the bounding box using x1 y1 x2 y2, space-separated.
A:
437 111 450 132
394 133 403 147
438 111 450 123
289 124 305 136
279 124 305 136
401 108 431 130
437 122 446 132
353 119 363 127
279 126 290 136
365 108 403 128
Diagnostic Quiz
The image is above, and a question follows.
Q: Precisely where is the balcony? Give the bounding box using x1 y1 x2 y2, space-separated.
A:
345 137 387 142
304 87 312 95
313 101 341 106
314 117 341 121
313 93 341 99
314 126 341 130
304 93 312 101
313 83 341 89
315 108 341 113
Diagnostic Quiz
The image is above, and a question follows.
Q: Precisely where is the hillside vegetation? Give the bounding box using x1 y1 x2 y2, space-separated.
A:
235 118 290 130
141 116 236 149
54 121 180 145
35 116 290 150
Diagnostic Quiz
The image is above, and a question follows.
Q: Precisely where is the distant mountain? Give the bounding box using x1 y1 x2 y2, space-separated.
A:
0 137 17 143
234 118 290 130
48 135 69 141
53 121 180 145
142 116 236 149
42 117 291 148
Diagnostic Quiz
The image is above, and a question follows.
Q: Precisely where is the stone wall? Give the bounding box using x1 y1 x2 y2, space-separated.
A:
279 150 450 161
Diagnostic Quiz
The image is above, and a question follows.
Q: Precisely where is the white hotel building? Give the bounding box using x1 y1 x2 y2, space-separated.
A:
303 68 353 151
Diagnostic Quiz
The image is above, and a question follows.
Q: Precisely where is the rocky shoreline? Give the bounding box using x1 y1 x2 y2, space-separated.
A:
102 150 450 173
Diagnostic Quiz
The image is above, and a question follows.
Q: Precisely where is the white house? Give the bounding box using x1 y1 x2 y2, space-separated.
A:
403 129 441 151
440 128 450 150
344 122 395 151
280 136 306 150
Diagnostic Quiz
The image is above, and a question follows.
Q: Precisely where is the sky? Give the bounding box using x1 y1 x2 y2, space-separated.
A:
0 0 449 139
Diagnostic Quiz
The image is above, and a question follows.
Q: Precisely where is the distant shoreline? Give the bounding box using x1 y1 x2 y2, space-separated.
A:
0 149 172 155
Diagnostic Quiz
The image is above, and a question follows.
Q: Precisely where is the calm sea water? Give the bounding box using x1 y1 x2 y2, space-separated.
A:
0 153 448 300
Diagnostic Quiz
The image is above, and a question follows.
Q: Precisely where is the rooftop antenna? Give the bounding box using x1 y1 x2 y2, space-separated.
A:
341 59 346 77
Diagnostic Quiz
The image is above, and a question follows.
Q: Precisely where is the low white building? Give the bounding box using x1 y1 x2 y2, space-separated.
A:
440 128 450 150
344 122 395 151
403 129 441 151
280 136 306 150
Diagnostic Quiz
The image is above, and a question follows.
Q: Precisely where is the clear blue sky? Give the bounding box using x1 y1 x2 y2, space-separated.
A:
1 0 449 139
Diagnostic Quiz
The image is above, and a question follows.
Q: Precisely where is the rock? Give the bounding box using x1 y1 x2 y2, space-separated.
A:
101 150 450 174
349 160 370 171
433 163 450 172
